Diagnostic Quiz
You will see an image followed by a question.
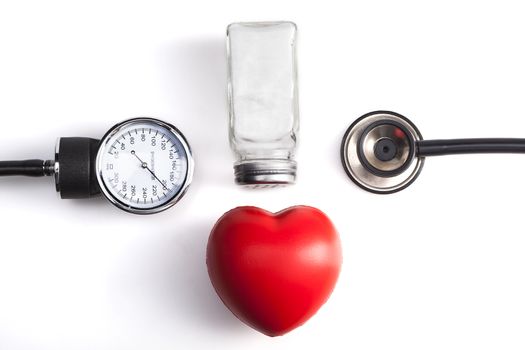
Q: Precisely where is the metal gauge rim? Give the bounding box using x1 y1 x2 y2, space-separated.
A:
340 111 424 194
95 117 194 214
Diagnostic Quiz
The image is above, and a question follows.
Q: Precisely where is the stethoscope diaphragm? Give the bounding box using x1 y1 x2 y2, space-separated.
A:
341 111 424 194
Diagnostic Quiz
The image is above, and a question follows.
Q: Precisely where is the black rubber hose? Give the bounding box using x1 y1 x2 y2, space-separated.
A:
0 159 54 177
417 138 525 157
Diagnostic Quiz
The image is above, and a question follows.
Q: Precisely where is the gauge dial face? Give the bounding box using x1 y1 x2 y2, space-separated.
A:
96 118 193 214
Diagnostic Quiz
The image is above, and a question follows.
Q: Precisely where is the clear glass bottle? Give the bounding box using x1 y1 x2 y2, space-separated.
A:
227 21 299 186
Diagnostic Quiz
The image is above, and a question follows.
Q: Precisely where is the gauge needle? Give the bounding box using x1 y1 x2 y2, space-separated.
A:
131 150 168 190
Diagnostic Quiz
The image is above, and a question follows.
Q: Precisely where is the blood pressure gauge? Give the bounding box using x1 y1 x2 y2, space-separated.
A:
96 118 193 214
0 117 193 214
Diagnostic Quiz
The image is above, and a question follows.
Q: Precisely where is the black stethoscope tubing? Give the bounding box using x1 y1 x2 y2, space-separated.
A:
417 138 525 157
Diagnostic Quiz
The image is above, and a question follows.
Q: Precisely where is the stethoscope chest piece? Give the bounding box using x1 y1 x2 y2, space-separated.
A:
342 110 525 194
341 111 424 194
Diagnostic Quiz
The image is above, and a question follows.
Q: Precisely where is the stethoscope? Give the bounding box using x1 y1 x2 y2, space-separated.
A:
341 110 525 194
0 117 194 214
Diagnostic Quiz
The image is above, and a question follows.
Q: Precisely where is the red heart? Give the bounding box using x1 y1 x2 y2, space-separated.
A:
206 206 342 336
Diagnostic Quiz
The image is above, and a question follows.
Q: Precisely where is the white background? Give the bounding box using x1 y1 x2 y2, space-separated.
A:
1 0 525 349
